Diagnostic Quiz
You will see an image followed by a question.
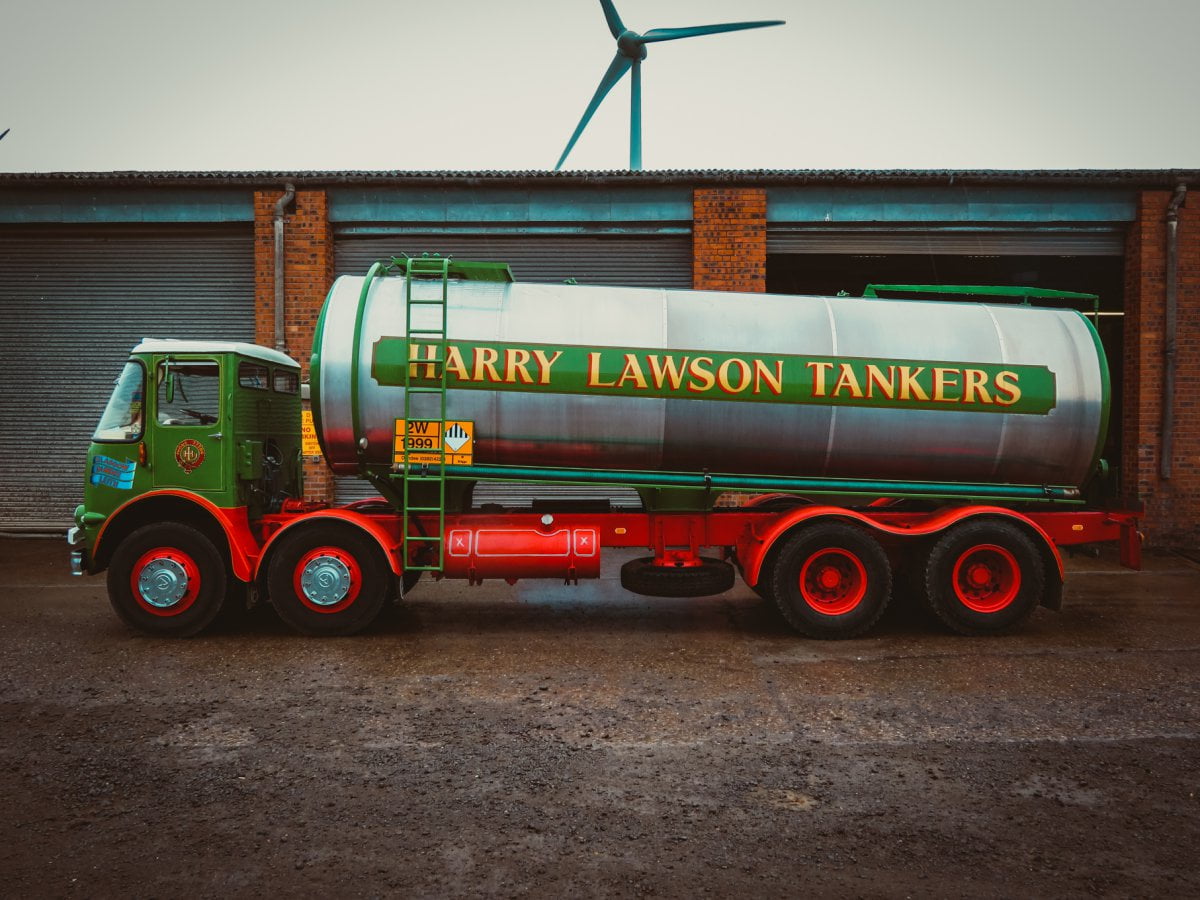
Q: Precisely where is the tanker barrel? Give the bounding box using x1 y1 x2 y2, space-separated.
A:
312 275 1108 495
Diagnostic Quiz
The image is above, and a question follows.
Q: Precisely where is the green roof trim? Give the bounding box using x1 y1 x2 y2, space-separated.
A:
381 254 514 283
862 284 1100 312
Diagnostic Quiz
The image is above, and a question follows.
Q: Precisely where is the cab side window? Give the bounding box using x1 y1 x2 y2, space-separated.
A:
157 362 220 426
273 369 299 394
239 363 269 390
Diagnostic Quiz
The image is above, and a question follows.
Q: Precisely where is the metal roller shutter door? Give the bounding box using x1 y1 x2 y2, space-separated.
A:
767 228 1124 256
335 232 693 286
0 225 254 530
332 231 682 507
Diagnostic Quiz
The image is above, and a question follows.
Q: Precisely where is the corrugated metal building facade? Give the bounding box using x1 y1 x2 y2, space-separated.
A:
0 169 1196 542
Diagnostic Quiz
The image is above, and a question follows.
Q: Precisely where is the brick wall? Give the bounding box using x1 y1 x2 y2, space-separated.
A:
1122 189 1200 546
692 188 767 292
254 189 336 503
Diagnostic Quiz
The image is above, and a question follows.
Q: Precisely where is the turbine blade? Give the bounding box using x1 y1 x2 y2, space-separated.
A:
598 0 625 39
640 21 785 44
555 53 633 170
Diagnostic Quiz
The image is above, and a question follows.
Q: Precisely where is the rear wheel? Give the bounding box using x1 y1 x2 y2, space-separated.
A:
924 519 1044 635
767 523 891 639
267 524 389 636
107 523 228 637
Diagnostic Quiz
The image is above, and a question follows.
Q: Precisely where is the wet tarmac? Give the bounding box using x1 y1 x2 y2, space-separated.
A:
1 537 1198 897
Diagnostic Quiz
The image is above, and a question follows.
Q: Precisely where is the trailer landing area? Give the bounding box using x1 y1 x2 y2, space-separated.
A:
1 538 1197 896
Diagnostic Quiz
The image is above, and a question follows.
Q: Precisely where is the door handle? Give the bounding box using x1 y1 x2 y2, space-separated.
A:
208 432 223 441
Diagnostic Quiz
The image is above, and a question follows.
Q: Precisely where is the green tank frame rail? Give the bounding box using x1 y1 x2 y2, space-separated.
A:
433 463 1086 504
861 284 1101 321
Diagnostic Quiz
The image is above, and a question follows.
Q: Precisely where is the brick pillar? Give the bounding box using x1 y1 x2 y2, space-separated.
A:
1122 189 1200 546
254 189 336 504
692 189 767 507
692 188 767 292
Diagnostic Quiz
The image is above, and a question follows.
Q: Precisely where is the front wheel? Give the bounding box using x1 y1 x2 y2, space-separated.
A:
766 522 892 639
267 524 390 636
107 522 229 637
924 519 1044 635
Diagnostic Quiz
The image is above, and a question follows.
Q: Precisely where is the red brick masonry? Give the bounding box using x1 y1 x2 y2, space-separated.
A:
692 188 767 293
1123 190 1199 545
254 189 335 503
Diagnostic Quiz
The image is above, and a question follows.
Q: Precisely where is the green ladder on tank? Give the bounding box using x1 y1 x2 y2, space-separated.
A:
400 254 452 575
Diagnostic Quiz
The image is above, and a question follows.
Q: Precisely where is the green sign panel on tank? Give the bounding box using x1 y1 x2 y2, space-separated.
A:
372 338 1057 416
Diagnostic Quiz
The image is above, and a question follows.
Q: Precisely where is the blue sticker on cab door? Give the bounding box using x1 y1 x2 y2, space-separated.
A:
91 456 137 490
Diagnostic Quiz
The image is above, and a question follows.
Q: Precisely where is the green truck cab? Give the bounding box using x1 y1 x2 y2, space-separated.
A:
68 340 303 631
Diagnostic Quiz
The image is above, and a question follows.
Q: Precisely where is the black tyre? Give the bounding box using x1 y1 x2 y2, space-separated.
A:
267 524 390 636
924 519 1044 635
107 522 229 637
767 522 891 639
620 556 735 597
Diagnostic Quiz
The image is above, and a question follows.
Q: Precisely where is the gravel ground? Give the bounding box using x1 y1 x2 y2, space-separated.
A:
1 537 1198 898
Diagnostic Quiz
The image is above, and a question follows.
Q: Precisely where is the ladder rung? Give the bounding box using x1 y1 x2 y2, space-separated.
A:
409 298 448 305
405 386 446 394
407 329 446 336
405 535 443 543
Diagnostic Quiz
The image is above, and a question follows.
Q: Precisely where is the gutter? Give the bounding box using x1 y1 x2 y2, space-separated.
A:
273 183 296 354
1161 183 1188 479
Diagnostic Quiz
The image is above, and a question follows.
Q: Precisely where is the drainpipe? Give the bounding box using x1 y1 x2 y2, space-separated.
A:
1160 184 1188 479
273 183 296 354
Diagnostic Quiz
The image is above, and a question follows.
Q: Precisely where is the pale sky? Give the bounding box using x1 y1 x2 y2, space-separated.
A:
2 0 1198 173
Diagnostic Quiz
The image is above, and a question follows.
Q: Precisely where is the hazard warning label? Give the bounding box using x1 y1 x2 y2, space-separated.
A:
393 419 474 466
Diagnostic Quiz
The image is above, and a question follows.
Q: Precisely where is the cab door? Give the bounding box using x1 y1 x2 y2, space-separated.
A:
151 358 228 493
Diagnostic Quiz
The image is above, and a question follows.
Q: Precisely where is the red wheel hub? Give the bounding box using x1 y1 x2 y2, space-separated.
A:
951 544 1020 613
130 547 201 617
293 546 362 614
799 549 867 616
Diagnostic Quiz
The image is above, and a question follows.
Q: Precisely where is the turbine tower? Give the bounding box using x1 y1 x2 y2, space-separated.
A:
555 0 784 171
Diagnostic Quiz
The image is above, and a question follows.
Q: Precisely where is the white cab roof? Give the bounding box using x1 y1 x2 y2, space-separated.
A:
132 339 300 368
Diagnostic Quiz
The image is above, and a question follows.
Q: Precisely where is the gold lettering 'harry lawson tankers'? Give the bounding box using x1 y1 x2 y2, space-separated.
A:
69 257 1138 640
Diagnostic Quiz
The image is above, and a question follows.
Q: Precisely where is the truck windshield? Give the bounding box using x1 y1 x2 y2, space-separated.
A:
93 361 146 442
157 361 220 426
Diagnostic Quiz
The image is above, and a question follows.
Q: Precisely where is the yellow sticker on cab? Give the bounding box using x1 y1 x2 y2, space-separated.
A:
393 419 474 466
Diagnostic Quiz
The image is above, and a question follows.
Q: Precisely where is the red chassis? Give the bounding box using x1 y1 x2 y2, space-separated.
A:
247 501 1141 590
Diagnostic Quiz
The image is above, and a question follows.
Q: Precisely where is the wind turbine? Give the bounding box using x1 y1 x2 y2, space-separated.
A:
555 0 784 171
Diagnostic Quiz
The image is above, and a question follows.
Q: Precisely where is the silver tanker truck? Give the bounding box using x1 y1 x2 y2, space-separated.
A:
68 256 1140 639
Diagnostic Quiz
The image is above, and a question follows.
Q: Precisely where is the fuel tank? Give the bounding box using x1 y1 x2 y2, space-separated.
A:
312 276 1108 490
